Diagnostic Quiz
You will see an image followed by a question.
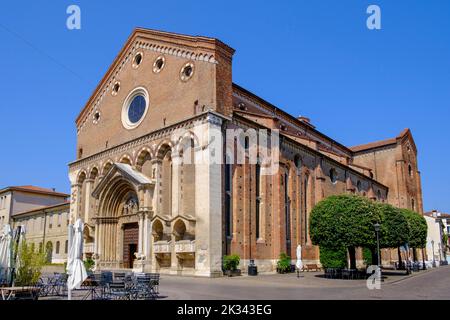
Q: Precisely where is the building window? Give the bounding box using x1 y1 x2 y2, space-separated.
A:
377 190 382 200
132 52 143 68
357 180 362 192
65 240 68 254
294 154 302 174
93 110 101 124
329 169 338 184
408 164 413 177
111 81 120 96
121 87 149 129
180 62 194 82
55 241 60 254
225 159 233 238
153 56 165 73
255 161 261 240
284 170 291 254
57 214 61 228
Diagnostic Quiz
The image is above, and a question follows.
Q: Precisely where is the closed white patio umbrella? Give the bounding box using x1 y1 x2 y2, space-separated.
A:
67 218 87 300
0 225 13 285
296 245 303 273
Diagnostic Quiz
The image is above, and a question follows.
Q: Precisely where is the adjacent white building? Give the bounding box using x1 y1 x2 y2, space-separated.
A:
424 210 450 266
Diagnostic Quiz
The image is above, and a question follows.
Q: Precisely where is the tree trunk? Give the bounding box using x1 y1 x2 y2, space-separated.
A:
397 247 403 269
348 247 356 269
371 247 378 266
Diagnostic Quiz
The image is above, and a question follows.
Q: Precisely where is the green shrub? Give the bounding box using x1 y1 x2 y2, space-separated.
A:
276 253 291 273
14 240 47 286
84 257 95 272
223 255 240 271
319 246 347 269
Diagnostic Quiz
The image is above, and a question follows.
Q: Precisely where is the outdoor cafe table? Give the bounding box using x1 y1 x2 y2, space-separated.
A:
1 286 38 300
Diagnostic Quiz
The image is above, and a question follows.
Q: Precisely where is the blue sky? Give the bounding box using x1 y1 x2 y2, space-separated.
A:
0 1 448 212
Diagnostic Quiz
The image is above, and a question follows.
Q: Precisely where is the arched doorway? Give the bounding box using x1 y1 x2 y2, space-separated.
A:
92 162 155 269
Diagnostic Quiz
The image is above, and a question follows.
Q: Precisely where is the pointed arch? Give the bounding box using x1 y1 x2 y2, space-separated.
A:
102 160 114 175
119 154 133 166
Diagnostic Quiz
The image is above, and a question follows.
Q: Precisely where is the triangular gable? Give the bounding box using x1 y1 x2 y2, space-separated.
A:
92 163 154 199
76 27 235 131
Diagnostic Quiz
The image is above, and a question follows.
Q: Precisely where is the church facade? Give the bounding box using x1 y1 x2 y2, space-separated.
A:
68 28 423 276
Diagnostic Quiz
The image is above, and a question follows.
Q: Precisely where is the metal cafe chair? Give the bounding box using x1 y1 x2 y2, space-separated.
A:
148 273 160 294
131 274 157 300
113 272 126 282
105 281 131 300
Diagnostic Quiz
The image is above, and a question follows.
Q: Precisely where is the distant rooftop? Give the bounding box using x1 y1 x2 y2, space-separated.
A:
0 185 69 198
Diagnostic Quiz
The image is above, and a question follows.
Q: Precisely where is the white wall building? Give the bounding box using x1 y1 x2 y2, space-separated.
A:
424 210 450 266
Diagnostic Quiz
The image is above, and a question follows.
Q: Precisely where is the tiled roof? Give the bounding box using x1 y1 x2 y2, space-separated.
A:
349 129 411 153
12 201 70 217
0 185 69 197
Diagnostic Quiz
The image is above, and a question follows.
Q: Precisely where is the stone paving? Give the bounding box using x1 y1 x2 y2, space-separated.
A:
38 266 450 300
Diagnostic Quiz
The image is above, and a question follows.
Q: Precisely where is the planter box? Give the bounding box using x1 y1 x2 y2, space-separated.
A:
224 269 241 277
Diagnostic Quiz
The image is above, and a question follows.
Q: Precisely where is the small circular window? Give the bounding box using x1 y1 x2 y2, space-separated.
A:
132 52 143 69
111 81 120 96
153 56 165 73
93 111 101 124
180 62 194 81
121 87 149 129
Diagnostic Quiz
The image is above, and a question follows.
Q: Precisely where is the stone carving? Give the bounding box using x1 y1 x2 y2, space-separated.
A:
122 196 139 215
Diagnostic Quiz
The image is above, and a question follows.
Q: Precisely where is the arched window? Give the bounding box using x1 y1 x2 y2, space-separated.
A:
329 169 337 184
294 154 302 175
408 164 413 177
284 169 291 255
255 159 262 240
303 175 309 245
225 158 233 239
55 241 60 254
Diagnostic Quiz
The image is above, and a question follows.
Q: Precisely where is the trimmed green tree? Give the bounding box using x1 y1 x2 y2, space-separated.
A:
319 245 348 269
378 204 410 266
310 194 381 269
400 209 427 261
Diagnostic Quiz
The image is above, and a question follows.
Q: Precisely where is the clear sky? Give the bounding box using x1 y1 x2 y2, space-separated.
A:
0 1 449 212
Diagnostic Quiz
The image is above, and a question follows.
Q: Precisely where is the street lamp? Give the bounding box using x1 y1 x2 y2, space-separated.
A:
431 240 436 267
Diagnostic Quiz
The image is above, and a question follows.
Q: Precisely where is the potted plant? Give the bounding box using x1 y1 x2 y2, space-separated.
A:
276 253 291 274
223 255 241 277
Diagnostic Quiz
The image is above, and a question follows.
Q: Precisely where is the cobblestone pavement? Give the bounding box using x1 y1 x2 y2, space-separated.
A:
39 266 450 300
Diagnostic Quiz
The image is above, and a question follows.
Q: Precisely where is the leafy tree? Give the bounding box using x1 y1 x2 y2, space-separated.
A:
320 245 348 269
376 204 410 266
310 194 381 269
400 209 427 261
14 240 47 286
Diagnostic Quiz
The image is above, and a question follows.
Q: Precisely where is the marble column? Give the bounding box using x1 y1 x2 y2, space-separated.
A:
84 179 94 223
151 159 162 214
